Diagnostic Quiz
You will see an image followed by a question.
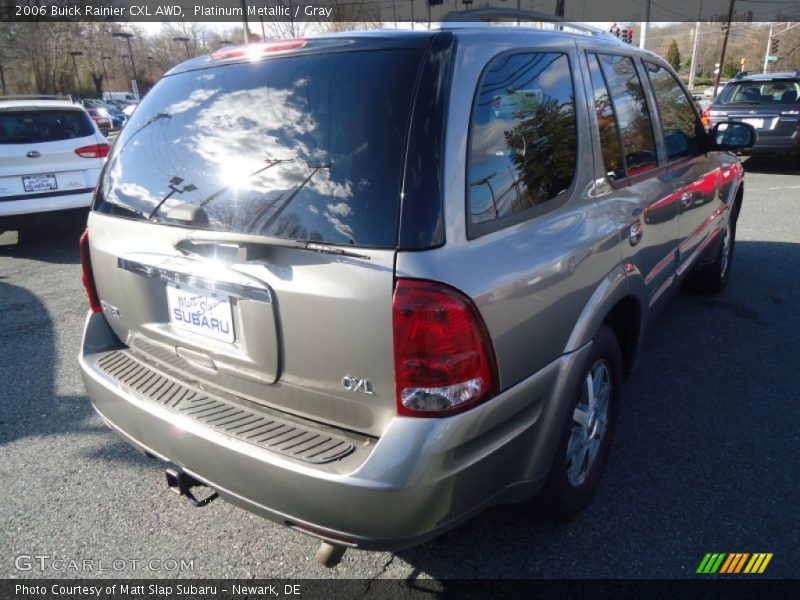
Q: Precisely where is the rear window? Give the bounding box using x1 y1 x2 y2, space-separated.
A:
716 79 800 105
0 109 94 144
95 49 425 248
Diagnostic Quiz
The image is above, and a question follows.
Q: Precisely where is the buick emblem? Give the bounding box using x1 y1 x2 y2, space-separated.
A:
26 151 41 158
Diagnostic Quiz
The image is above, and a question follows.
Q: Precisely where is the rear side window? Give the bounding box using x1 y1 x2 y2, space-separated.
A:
645 62 701 161
593 54 658 176
587 54 625 180
0 109 94 144
468 52 577 229
95 49 425 248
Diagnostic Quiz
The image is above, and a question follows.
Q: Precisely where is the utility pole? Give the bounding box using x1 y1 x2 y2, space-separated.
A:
639 0 650 49
712 0 736 99
688 23 700 90
688 0 704 90
554 0 565 17
241 0 249 44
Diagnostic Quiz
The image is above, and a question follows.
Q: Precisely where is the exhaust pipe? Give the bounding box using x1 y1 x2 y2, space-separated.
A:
315 542 346 568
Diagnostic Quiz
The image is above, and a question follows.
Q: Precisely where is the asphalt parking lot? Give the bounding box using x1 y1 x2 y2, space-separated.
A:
1 156 798 581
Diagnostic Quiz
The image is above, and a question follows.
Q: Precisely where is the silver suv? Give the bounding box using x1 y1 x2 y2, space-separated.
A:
79 14 755 565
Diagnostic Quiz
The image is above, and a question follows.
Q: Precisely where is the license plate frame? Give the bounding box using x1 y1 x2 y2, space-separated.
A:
166 283 235 344
22 173 58 193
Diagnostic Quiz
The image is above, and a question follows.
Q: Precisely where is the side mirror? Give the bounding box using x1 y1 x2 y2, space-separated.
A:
710 121 756 152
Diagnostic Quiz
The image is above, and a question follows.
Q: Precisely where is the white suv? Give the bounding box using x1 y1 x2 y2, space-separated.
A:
0 96 110 236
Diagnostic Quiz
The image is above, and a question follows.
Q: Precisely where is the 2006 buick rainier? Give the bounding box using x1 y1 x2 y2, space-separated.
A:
80 13 754 566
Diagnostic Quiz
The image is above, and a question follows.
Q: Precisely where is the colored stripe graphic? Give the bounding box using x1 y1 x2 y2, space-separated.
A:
720 553 750 573
697 553 727 574
744 553 774 574
699 552 773 574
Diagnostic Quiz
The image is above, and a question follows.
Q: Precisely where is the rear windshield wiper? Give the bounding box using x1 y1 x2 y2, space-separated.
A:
175 232 371 261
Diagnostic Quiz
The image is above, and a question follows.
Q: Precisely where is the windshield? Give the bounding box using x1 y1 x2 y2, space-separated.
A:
715 79 800 105
0 109 94 144
94 48 425 248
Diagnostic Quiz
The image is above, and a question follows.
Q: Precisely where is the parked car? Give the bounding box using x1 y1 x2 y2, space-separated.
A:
81 105 113 136
78 15 755 566
0 95 110 236
703 80 729 98
702 70 800 156
92 100 127 129
104 99 133 125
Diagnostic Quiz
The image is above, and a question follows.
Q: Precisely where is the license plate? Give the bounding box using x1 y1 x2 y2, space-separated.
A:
167 284 234 343
22 174 58 192
740 118 763 129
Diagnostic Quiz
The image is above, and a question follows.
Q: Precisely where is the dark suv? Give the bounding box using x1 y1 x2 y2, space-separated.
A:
79 12 756 566
704 70 800 156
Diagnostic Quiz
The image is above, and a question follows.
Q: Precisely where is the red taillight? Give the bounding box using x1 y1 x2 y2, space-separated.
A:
393 279 498 417
211 39 307 61
79 229 102 313
701 108 711 127
75 143 111 159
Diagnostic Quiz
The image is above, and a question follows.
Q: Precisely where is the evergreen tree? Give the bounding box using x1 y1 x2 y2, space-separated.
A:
666 39 682 71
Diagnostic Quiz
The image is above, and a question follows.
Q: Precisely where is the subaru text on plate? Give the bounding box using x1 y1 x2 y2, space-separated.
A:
79 10 755 566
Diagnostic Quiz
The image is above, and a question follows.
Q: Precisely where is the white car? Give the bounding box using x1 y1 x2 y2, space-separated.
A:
0 96 110 235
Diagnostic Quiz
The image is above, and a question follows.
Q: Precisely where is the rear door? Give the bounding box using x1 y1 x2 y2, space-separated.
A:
643 61 723 276
584 51 680 308
0 106 104 202
89 41 437 438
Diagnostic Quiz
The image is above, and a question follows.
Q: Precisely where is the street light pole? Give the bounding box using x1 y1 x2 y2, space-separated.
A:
101 55 111 95
173 37 191 60
112 32 139 99
69 51 84 96
147 56 154 88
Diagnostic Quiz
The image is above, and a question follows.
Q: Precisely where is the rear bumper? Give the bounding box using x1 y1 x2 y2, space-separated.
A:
749 134 800 155
0 188 93 218
80 311 590 551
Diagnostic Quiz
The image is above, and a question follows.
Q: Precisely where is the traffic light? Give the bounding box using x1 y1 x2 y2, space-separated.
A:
619 28 634 44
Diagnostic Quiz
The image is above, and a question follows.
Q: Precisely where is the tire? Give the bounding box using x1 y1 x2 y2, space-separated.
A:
690 219 736 294
537 324 623 520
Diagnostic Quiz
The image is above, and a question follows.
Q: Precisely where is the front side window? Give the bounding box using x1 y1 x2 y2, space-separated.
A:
645 62 701 161
468 52 577 227
594 54 658 176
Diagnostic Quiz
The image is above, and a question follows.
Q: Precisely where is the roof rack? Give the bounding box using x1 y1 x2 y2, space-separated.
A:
0 94 73 102
438 8 618 40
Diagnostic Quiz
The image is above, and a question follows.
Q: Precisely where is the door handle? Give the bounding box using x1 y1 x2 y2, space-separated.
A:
628 221 644 246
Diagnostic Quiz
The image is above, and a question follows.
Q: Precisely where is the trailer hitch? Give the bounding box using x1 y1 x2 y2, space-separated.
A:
165 468 219 507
